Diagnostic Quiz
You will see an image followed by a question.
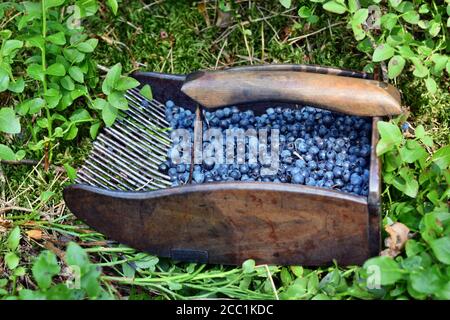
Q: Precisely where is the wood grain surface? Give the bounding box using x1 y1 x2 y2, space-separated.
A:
181 70 402 116
64 183 373 266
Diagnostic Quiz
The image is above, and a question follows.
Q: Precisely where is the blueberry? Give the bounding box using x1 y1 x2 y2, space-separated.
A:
295 159 306 168
308 160 317 170
281 149 292 158
230 170 241 180
325 161 334 172
359 144 371 157
323 114 333 125
336 152 347 162
304 154 313 162
179 172 190 183
318 126 327 136
356 157 367 167
343 170 351 183
230 113 240 124
363 169 370 182
290 167 301 176
210 169 219 177
324 171 334 180
176 163 186 173
168 167 178 176
309 146 319 155
223 107 231 118
216 109 225 119
326 150 336 160
350 173 362 186
241 174 250 181
192 171 205 183
291 173 304 184
240 164 250 174
334 179 344 188
295 139 308 153
353 186 362 195
210 117 220 127
239 118 249 127
220 119 229 129
183 118 193 127
203 159 215 170
324 180 334 188
305 177 316 186
158 161 170 173
283 156 293 165
166 100 175 108
401 122 409 132
332 167 343 178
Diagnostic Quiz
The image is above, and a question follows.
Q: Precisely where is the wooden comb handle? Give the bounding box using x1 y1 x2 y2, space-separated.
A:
180 69 402 117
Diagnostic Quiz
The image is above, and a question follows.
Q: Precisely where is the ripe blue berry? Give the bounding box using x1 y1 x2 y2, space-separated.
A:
350 173 362 186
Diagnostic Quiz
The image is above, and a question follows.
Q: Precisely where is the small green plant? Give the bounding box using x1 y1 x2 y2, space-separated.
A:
1 227 108 300
0 0 139 166
361 119 449 299
282 0 449 93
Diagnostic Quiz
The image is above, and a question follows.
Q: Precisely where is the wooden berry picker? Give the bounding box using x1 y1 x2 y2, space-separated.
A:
63 64 402 266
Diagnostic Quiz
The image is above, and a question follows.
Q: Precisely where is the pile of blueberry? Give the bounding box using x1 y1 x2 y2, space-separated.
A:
158 100 372 196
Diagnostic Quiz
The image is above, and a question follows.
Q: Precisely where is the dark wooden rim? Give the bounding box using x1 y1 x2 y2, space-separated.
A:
132 71 186 81
133 63 372 81
219 64 372 79
66 182 368 205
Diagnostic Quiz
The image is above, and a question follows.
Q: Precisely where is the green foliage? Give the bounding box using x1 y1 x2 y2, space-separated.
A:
291 0 449 93
363 119 449 299
140 84 153 101
0 0 139 163
279 0 292 9
3 227 21 271
0 234 108 300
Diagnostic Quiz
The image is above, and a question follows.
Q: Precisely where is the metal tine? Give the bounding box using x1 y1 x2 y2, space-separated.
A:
125 103 170 137
78 167 125 191
76 171 111 190
74 87 180 191
121 109 171 142
125 94 169 129
119 108 171 146
127 88 167 113
103 127 169 168
126 89 167 114
118 116 171 151
90 147 152 189
79 164 126 190
125 96 166 121
84 158 136 190
99 134 166 173
92 143 170 189
125 94 169 126
126 95 167 122
121 101 170 138
110 120 169 161
96 135 171 182
85 156 140 190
